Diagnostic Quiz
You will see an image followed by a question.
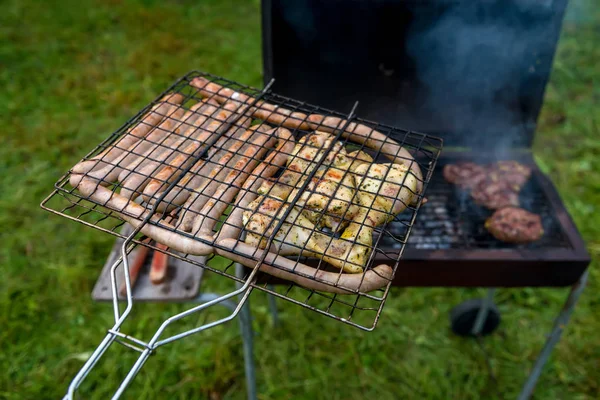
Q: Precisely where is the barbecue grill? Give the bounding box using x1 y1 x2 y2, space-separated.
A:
262 0 591 398
40 0 591 398
41 70 442 398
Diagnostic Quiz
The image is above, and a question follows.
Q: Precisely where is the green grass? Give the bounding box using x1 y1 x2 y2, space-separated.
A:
1 1 599 399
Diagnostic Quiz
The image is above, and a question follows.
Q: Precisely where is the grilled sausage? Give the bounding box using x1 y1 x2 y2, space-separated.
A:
72 93 185 174
69 106 187 188
118 101 213 199
216 239 393 294
191 126 280 239
142 102 251 202
190 77 311 130
216 127 295 242
177 125 269 232
76 178 214 255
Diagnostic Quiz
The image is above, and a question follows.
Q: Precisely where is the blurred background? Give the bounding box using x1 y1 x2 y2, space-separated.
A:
1 0 598 399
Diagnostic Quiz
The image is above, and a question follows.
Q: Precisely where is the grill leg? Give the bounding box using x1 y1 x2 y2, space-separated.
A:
517 270 589 400
266 285 280 326
472 288 497 336
236 263 257 400
450 289 500 337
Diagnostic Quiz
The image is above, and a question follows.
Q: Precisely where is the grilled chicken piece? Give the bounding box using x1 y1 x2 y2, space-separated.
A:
242 195 366 272
289 150 373 232
258 131 343 198
328 161 418 271
259 131 373 233
337 162 419 268
243 150 418 273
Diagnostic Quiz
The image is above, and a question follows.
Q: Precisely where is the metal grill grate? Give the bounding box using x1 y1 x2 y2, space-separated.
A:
385 162 572 251
42 71 442 330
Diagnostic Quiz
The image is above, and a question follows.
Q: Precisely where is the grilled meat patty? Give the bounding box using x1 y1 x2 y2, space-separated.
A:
442 162 487 189
485 207 544 243
443 160 532 210
488 160 532 189
471 179 520 209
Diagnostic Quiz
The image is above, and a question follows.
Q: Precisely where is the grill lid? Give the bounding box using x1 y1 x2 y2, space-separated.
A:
262 0 567 149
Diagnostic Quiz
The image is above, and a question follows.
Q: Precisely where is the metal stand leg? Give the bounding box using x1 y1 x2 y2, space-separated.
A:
517 270 589 400
236 264 257 400
266 285 280 326
472 288 497 336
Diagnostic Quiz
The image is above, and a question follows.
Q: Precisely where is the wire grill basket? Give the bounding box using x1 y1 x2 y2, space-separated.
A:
42 70 442 329
41 71 442 399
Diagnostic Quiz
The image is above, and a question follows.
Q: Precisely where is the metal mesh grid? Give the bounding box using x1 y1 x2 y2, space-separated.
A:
41 71 442 330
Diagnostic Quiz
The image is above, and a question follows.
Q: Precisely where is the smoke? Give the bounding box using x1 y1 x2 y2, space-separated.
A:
405 1 565 157
564 0 596 24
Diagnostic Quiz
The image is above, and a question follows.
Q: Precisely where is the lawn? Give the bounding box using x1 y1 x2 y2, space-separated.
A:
1 1 598 399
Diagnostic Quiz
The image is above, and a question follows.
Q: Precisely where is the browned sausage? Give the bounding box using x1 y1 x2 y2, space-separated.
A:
190 77 312 130
69 106 187 188
216 239 393 294
72 93 184 174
